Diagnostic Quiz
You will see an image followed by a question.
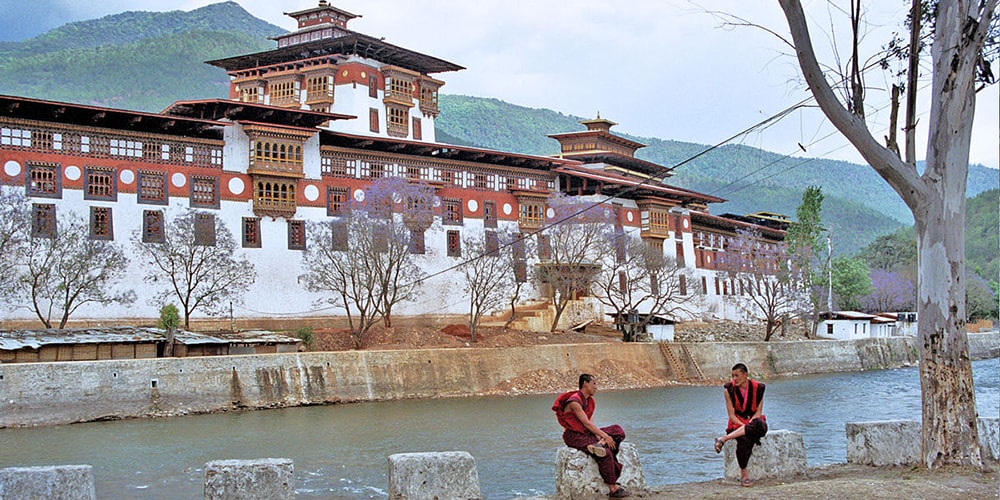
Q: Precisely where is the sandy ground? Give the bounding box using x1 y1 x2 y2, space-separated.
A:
645 464 998 499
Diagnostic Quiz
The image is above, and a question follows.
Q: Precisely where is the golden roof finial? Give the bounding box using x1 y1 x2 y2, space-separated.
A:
596 111 601 119
319 0 329 6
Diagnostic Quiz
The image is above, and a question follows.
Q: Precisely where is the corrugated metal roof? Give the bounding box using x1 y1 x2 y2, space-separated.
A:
0 327 298 350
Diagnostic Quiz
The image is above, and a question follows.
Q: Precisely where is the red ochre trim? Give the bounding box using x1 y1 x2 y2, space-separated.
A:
336 62 382 89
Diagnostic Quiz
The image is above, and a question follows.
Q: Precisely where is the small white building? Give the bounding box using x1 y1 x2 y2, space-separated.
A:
817 311 879 340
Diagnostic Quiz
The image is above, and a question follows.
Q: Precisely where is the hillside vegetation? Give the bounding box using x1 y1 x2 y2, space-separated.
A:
0 4 995 259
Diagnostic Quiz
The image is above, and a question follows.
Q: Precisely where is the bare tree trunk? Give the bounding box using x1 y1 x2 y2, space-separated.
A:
904 0 921 165
778 0 993 468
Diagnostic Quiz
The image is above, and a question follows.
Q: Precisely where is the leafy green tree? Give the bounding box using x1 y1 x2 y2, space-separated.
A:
785 186 826 334
830 256 872 312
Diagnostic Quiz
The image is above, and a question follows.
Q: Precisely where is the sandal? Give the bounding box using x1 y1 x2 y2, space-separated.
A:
587 443 607 458
741 477 753 487
714 437 724 453
608 487 631 497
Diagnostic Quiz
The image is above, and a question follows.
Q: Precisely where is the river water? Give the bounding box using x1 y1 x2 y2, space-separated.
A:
1 359 996 499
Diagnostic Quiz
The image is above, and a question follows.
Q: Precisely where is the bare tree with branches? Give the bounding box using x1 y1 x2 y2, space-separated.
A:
133 209 254 329
778 0 997 467
299 178 431 347
0 189 30 304
533 195 614 332
18 212 135 328
461 230 517 342
594 233 702 340
716 228 808 341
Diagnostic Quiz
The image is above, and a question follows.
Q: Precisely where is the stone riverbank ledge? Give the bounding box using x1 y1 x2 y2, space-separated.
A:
2 333 996 429
1 423 997 500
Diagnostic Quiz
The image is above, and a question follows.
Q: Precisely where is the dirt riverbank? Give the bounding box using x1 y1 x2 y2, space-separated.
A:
645 463 998 499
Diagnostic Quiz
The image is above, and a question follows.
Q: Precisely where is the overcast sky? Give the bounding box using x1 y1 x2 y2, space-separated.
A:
1 0 997 170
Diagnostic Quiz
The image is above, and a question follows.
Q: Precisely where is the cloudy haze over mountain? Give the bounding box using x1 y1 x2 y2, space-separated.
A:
1 0 996 170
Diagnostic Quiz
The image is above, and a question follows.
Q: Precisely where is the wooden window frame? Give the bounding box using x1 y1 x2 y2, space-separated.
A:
89 206 113 241
142 210 165 244
369 108 380 133
288 220 306 250
242 217 261 248
446 230 461 257
193 213 216 247
25 162 61 198
442 197 463 225
84 166 117 201
483 200 497 228
327 186 348 216
190 175 219 209
31 203 56 239
137 170 168 205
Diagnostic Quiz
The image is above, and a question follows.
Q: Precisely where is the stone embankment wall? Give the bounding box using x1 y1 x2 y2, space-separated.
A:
1 333 996 428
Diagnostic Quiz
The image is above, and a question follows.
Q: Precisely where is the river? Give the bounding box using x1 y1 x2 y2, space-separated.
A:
1 359 996 499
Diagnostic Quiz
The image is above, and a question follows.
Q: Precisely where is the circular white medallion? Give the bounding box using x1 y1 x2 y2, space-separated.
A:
3 160 21 177
626 211 634 222
432 196 441 207
706 255 711 264
546 207 555 219
682 218 690 229
502 203 512 215
467 199 478 212
171 173 186 188
119 169 135 185
228 177 245 195
304 184 319 202
64 165 81 181
353 189 365 202
392 192 402 204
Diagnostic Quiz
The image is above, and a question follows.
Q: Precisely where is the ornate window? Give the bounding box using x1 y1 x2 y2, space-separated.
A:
442 198 463 225
386 104 408 138
409 229 425 254
369 108 379 133
483 201 497 228
26 162 61 198
327 187 348 216
31 204 56 239
369 162 386 179
321 156 349 177
473 173 488 190
269 79 300 106
90 206 113 240
519 201 545 229
447 230 461 257
84 166 116 201
250 140 303 171
242 217 261 248
254 178 297 218
306 74 334 102
190 176 219 209
193 213 216 247
138 170 167 205
142 210 165 243
288 220 306 250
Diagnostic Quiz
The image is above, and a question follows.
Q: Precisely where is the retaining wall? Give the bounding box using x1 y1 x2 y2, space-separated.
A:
1 333 996 428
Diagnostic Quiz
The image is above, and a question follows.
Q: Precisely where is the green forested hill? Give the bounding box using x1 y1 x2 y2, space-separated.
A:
0 5 995 259
0 2 280 111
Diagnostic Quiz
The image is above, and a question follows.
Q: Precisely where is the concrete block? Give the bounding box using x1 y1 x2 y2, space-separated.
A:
0 465 95 500
387 451 481 500
846 420 920 466
723 429 807 481
978 418 999 461
203 458 293 500
554 443 645 499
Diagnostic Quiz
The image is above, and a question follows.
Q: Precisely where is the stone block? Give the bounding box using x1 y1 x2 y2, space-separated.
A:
554 443 645 500
978 418 999 461
722 429 807 481
387 451 481 500
203 458 293 500
846 420 920 466
0 465 95 500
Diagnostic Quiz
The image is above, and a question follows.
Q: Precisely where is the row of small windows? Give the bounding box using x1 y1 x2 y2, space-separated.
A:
25 163 218 208
251 141 304 168
1 125 223 167
320 154 551 191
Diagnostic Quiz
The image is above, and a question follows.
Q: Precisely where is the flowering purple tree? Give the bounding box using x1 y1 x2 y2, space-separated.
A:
864 270 916 313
